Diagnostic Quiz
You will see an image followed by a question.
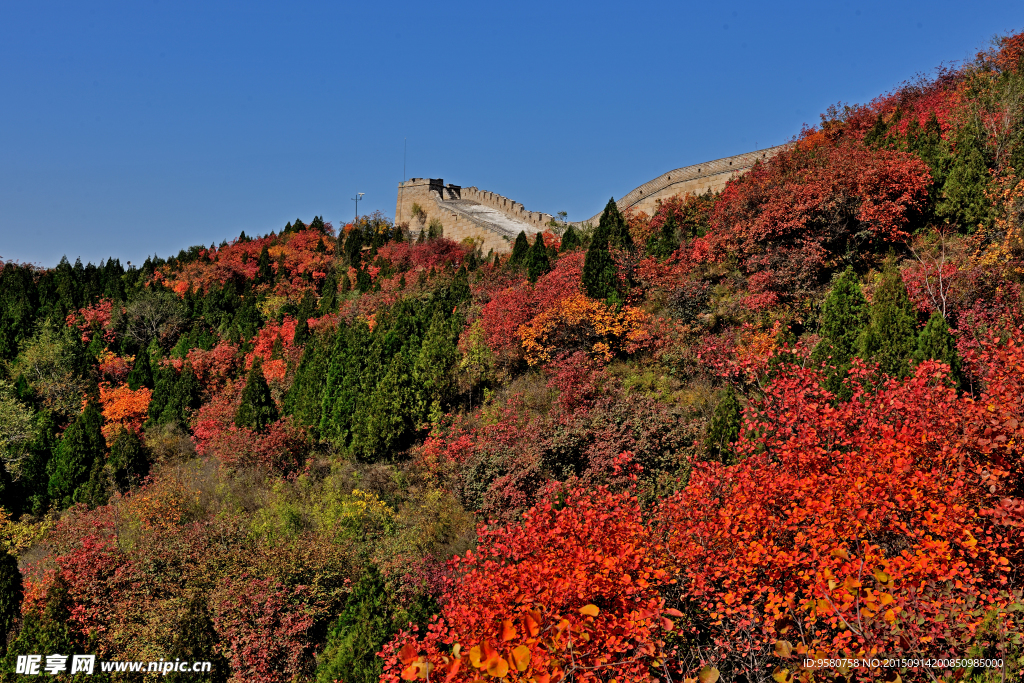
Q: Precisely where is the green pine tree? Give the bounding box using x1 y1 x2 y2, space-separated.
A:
160 365 202 427
127 349 155 390
596 197 633 250
235 357 278 432
1 576 85 675
508 231 530 267
559 226 581 253
166 597 229 683
319 269 339 314
705 386 741 464
647 213 679 259
315 567 437 683
526 233 552 283
108 427 149 492
47 401 105 508
581 220 620 304
285 326 333 431
293 290 317 347
414 313 458 420
256 244 273 283
0 550 22 657
913 311 962 381
345 228 365 269
858 263 918 378
939 122 993 231
812 267 869 394
351 351 416 461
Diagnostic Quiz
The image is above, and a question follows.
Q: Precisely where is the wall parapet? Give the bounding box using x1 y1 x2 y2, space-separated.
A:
460 186 554 230
572 143 793 226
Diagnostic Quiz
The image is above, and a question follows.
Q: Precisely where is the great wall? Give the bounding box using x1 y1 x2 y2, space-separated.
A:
394 144 791 254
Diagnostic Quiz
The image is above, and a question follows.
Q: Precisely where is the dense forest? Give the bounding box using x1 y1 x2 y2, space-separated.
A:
2 31 1024 683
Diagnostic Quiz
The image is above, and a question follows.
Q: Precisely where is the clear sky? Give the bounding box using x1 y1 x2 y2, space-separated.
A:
2 1 1022 267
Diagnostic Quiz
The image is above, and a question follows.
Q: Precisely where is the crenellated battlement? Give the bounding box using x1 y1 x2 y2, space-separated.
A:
395 144 792 252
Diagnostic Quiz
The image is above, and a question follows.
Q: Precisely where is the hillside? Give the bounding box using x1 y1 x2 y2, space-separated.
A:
2 32 1024 683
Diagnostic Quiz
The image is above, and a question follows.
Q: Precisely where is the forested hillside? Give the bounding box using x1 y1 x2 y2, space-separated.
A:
3 32 1024 683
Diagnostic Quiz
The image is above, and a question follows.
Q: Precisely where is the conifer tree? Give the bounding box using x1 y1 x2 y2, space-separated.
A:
559 226 581 253
345 228 364 269
166 597 229 683
314 567 437 683
292 290 316 347
47 401 105 507
319 322 369 447
858 263 917 378
127 349 154 390
939 122 993 230
108 427 149 491
415 313 458 419
145 366 176 428
235 357 278 432
1 576 83 671
526 233 551 283
356 268 372 293
256 244 273 283
508 231 530 267
319 269 339 314
596 197 633 250
285 327 333 431
812 267 869 393
913 311 962 380
647 214 679 259
161 365 202 427
705 386 741 464
582 218 620 304
352 352 416 460
275 251 288 282
0 550 21 657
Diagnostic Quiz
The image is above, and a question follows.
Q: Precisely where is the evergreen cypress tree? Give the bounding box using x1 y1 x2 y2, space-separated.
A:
508 231 530 267
356 268 372 293
285 327 333 431
256 244 273 283
414 313 458 420
127 349 155 390
314 567 437 683
161 365 202 427
913 311 962 381
1 576 84 672
811 267 869 394
319 322 370 447
292 290 316 348
345 228 365 269
319 269 339 314
939 122 993 231
47 401 105 508
581 220 620 304
858 263 918 378
0 550 22 657
352 352 416 461
705 386 741 464
166 597 229 683
526 233 551 283
275 251 288 282
559 226 581 253
596 198 633 250
145 366 176 429
108 427 149 491
647 214 679 259
235 357 278 432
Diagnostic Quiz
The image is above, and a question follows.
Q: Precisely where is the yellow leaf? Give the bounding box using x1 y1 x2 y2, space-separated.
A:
487 656 510 678
579 604 600 617
698 666 721 683
772 666 791 683
512 645 531 672
773 640 793 658
469 645 483 668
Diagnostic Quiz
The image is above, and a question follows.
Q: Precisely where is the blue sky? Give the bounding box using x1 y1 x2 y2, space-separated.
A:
2 0 1022 267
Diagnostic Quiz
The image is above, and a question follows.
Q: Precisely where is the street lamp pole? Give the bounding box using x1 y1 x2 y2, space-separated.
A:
351 192 365 223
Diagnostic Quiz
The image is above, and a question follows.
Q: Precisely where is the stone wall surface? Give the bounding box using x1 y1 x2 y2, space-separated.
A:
394 144 793 253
